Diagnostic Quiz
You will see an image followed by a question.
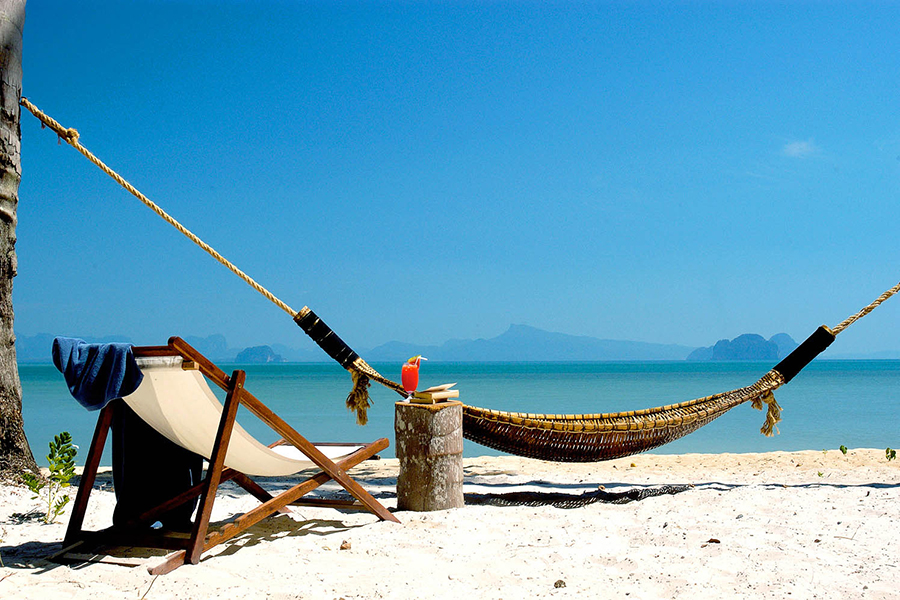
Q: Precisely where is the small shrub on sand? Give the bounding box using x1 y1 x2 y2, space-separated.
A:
20 432 77 524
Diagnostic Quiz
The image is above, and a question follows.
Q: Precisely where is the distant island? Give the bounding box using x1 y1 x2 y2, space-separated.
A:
234 345 284 363
686 333 797 361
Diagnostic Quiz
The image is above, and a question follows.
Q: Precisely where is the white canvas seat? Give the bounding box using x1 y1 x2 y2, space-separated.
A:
126 356 359 477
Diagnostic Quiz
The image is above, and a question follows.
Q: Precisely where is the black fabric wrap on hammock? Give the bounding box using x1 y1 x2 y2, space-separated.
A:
294 310 360 368
772 325 835 383
294 309 376 425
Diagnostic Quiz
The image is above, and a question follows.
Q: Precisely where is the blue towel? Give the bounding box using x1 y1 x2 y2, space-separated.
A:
52 337 144 410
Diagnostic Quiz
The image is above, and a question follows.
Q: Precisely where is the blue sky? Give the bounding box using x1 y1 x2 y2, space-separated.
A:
14 1 900 357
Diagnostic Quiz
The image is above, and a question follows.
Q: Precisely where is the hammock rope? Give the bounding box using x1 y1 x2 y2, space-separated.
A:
21 97 900 461
832 280 900 335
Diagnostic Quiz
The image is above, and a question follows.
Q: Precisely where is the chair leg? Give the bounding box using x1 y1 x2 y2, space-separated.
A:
230 472 291 515
64 404 114 546
185 370 245 565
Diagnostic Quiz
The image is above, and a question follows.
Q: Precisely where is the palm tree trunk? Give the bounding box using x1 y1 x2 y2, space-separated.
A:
0 0 36 478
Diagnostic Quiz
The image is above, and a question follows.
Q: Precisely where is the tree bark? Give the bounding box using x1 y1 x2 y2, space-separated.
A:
0 0 35 479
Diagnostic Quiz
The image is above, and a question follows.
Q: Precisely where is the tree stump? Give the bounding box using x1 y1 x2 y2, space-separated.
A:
395 400 463 511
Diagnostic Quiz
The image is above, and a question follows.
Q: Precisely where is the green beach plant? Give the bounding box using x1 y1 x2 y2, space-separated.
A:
839 445 848 455
20 432 77 524
887 448 897 462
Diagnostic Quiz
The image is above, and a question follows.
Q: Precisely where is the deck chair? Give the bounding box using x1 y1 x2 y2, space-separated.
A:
60 336 399 575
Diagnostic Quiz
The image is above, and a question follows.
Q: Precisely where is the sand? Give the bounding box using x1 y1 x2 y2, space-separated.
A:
1 449 898 599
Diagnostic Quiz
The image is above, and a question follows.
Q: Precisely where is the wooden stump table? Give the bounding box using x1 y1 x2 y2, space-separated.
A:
395 400 464 511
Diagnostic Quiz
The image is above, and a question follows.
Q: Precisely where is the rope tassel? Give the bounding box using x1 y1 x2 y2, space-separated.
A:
751 391 782 437
347 369 372 425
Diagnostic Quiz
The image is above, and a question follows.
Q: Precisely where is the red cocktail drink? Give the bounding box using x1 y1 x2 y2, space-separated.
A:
401 355 426 394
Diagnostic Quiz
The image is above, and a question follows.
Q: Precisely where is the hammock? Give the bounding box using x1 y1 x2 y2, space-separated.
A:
22 98 900 462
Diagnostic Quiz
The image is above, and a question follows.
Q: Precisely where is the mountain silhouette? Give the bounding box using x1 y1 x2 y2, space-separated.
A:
365 324 694 362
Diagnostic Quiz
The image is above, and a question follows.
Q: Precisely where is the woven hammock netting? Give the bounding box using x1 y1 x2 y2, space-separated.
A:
21 98 900 463
462 371 785 462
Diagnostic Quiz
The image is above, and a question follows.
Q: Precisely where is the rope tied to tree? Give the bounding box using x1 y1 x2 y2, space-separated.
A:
20 97 404 423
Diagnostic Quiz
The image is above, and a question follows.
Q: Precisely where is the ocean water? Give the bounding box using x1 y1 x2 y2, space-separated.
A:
20 360 900 466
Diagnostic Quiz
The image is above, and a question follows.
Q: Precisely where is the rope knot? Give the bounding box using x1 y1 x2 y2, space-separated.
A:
56 127 79 145
751 391 782 437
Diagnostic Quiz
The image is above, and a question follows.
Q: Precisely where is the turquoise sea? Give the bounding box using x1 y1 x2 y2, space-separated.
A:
20 360 900 466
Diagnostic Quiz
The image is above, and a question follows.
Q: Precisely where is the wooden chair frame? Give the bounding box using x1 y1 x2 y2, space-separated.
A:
61 336 398 575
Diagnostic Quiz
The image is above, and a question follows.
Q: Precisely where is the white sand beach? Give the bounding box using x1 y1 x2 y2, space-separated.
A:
1 449 898 599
